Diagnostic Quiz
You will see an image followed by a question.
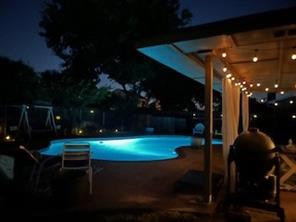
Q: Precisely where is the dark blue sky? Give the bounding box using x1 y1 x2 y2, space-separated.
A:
1 0 296 72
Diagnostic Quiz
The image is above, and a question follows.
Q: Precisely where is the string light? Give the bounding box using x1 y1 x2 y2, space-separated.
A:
292 47 296 60
290 100 294 104
252 49 258 62
280 91 284 94
223 66 227 72
274 83 279 88
256 83 261 87
274 102 278 106
247 92 253 97
250 83 254 87
260 99 265 103
242 81 246 85
226 74 232 79
292 115 296 119
222 52 227 58
242 87 247 91
231 77 235 81
265 87 269 92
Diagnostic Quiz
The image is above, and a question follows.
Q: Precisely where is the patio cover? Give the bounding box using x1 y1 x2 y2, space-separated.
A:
137 7 296 202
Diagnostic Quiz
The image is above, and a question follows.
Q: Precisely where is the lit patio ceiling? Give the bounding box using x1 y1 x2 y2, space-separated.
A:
137 7 296 94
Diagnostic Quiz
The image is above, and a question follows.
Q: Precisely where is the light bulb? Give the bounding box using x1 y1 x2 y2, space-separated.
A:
256 83 261 87
226 74 232 79
253 49 258 62
280 91 284 94
265 88 269 92
223 67 227 72
222 52 227 58
292 54 296 60
274 84 279 88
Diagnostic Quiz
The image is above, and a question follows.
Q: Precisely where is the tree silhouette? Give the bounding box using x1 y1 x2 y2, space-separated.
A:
0 56 41 104
39 0 191 107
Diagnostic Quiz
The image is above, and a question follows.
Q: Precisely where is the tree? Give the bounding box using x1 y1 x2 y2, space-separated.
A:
40 70 111 128
0 56 41 104
39 0 191 108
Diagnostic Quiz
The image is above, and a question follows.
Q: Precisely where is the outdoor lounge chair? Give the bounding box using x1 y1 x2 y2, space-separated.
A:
0 143 60 200
60 143 93 195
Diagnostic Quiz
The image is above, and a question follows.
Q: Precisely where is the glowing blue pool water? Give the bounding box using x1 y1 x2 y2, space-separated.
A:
40 136 222 161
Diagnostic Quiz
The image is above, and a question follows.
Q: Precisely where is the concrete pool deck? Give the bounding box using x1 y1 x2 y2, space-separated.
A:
49 145 224 211
5 144 296 221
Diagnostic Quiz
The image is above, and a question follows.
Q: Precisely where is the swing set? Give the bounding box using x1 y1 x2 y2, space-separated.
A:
0 104 57 142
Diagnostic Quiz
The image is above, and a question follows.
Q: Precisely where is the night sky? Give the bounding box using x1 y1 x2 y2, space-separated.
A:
1 0 296 72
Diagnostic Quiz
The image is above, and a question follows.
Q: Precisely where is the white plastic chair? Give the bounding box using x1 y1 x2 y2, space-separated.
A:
60 143 93 195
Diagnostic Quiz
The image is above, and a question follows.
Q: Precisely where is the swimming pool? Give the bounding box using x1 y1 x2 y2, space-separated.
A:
40 136 222 161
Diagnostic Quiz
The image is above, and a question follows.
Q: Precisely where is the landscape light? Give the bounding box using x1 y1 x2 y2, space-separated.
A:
90 110 94 114
55 115 61 120
253 114 258 118
292 115 296 119
274 102 278 106
115 129 119 132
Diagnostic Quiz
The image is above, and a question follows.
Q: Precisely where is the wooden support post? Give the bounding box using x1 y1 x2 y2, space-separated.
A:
204 54 213 203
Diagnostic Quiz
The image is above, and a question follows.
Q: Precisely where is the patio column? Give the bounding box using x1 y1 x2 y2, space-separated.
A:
204 54 213 203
